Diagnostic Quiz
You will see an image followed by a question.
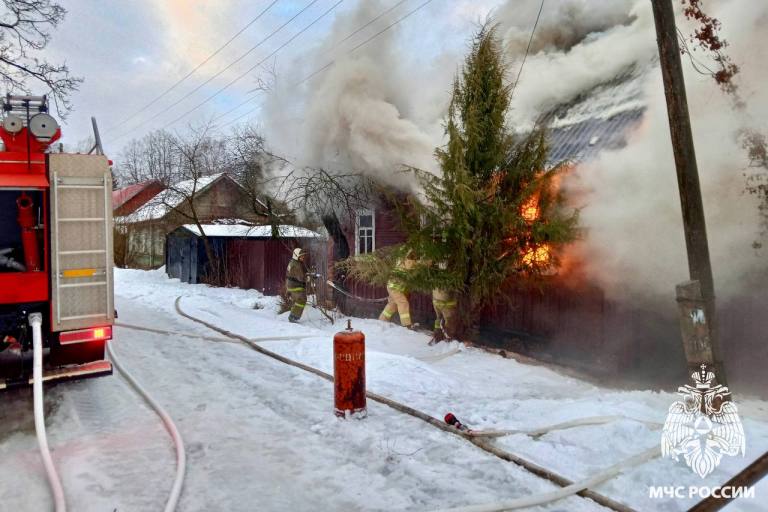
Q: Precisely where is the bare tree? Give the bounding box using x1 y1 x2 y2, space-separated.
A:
278 167 377 290
114 130 180 186
159 122 227 277
228 124 292 229
280 167 376 225
0 0 82 116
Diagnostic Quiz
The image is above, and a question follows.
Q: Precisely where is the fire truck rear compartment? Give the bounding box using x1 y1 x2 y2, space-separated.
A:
0 189 45 275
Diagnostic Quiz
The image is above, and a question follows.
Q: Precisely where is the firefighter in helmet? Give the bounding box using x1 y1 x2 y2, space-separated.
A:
286 247 309 323
379 250 416 328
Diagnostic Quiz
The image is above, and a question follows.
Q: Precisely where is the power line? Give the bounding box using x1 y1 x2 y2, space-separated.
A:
109 0 323 143
107 0 279 131
221 105 262 128
331 0 410 49
161 0 345 130
213 90 261 123
214 0 414 124
294 0 436 88
511 0 545 96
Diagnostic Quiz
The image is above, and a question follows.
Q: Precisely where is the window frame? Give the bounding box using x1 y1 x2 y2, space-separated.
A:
355 209 375 255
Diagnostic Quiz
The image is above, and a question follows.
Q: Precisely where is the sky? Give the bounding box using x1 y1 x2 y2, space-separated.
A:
41 0 509 155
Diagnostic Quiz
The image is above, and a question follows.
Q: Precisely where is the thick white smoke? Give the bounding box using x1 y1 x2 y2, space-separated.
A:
264 0 767 302
498 0 637 55
484 0 766 302
262 1 443 189
548 0 767 303
503 0 655 130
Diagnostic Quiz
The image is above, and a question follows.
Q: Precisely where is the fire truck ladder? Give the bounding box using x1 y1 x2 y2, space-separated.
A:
50 170 113 329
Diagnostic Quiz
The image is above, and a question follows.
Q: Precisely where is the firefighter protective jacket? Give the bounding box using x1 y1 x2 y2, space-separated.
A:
387 257 415 293
286 259 307 290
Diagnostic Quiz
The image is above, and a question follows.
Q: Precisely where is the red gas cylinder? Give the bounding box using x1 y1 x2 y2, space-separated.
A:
333 320 366 418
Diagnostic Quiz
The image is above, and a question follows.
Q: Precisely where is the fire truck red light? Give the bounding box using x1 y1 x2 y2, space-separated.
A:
59 326 112 345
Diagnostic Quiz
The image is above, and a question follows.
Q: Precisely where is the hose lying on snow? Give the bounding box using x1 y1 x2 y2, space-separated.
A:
434 446 659 512
30 313 67 512
174 296 648 512
467 415 661 439
115 322 318 343
107 342 186 512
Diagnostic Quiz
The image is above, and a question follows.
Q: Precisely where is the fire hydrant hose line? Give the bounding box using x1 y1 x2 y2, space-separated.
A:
173 296 648 512
106 341 186 512
29 313 67 512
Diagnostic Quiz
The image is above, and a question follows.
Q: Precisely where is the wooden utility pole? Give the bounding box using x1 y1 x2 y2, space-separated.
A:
650 0 726 384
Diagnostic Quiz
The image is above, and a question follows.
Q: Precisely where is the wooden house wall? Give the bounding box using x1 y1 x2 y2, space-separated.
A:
164 178 265 226
312 200 768 392
334 203 434 324
128 177 267 269
166 229 328 297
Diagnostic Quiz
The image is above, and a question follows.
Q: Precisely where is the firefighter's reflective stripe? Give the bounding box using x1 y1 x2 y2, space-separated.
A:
294 302 306 309
287 286 305 292
381 309 394 319
432 299 457 307
399 313 411 322
387 281 408 292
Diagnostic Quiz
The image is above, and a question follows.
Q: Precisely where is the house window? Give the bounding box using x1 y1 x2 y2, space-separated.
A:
356 210 375 254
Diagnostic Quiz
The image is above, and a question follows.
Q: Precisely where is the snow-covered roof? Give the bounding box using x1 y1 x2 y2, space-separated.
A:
181 223 321 239
116 173 227 223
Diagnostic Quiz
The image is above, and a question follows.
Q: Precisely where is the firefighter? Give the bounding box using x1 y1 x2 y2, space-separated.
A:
286 248 309 323
379 251 416 328
431 285 456 343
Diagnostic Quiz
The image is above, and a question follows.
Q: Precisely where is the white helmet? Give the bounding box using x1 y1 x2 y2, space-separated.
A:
292 248 307 260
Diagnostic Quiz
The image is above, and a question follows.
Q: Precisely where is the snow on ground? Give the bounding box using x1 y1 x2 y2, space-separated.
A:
2 268 767 511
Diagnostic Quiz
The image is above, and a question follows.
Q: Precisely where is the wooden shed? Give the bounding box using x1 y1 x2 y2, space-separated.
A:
165 223 323 295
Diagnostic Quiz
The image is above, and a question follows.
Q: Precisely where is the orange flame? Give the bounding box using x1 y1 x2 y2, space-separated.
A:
522 244 551 267
521 195 540 222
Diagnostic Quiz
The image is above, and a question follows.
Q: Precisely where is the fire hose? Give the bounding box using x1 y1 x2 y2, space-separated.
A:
106 341 186 512
115 321 318 343
29 313 67 512
434 446 659 512
174 296 649 512
326 280 388 303
460 414 661 439
0 248 25 271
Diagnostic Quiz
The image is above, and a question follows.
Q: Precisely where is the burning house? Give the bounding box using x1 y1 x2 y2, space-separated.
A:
329 62 767 393
260 0 768 393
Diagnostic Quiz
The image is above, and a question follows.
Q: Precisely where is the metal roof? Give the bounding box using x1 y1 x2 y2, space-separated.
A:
179 223 321 239
547 107 644 165
112 181 161 210
539 64 649 167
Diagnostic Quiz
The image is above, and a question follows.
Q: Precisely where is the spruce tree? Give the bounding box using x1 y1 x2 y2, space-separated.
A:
342 22 578 333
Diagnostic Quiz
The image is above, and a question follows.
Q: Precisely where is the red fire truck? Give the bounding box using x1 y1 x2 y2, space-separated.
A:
0 94 114 389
